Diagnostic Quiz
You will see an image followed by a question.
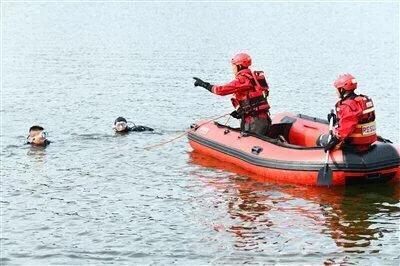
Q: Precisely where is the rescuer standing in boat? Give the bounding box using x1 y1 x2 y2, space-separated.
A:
193 53 271 135
319 74 377 151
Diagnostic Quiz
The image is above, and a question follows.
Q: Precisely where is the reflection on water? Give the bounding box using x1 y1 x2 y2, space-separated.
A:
26 145 48 164
27 145 48 154
189 151 400 258
226 179 274 252
322 185 399 253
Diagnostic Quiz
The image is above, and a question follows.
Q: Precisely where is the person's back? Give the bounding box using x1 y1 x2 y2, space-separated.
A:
320 74 377 151
335 92 377 149
128 125 154 132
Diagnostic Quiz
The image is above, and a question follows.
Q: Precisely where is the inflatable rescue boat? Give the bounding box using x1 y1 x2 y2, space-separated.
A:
188 113 400 186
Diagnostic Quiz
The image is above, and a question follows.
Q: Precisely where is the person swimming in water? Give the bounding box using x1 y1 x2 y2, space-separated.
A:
27 125 51 146
113 117 154 133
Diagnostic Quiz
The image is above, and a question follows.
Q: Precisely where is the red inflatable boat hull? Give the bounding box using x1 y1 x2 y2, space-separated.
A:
188 113 400 186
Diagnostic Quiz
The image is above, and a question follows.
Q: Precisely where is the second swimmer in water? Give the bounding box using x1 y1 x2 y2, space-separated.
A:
113 117 154 133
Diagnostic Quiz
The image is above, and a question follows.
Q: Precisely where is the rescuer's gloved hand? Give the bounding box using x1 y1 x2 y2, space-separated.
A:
324 135 340 152
193 77 213 92
230 110 241 119
327 112 337 125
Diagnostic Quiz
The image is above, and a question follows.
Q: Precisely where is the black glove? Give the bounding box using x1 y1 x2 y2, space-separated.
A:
230 110 241 119
327 112 337 125
324 135 340 152
193 77 213 92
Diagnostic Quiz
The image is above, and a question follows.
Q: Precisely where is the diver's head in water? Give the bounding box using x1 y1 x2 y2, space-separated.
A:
114 117 128 132
27 125 49 146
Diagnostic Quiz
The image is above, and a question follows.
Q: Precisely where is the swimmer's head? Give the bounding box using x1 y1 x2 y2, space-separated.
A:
27 125 49 146
114 117 128 132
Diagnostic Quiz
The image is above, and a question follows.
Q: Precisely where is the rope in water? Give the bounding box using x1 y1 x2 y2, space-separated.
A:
143 112 231 150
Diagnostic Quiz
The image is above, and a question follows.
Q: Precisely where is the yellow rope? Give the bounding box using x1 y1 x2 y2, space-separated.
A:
143 112 231 150
224 114 231 126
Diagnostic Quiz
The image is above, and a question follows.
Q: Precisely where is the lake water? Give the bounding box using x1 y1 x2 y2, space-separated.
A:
2 2 399 265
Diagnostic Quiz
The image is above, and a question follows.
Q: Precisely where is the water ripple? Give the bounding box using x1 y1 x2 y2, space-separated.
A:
2 3 399 265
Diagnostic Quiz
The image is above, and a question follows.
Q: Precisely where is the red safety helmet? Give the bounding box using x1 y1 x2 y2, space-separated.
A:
333 73 357 91
231 53 252 68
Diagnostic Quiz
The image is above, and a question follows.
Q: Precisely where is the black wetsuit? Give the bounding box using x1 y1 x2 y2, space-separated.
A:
116 126 154 133
128 125 154 132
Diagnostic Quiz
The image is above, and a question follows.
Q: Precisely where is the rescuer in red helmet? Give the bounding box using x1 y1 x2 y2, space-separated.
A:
193 53 271 135
318 74 377 151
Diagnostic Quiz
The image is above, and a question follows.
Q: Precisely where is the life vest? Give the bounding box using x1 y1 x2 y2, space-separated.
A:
232 71 270 117
336 94 377 146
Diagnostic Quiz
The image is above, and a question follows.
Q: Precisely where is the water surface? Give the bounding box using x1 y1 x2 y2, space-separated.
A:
2 2 399 265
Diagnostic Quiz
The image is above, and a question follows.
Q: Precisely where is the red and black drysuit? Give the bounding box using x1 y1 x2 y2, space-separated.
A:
195 69 271 135
321 92 377 151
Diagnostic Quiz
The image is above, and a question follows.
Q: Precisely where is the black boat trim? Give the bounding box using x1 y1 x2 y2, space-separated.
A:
188 132 400 172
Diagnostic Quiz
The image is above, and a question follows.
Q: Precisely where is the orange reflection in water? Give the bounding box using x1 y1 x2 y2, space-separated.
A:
188 151 400 253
